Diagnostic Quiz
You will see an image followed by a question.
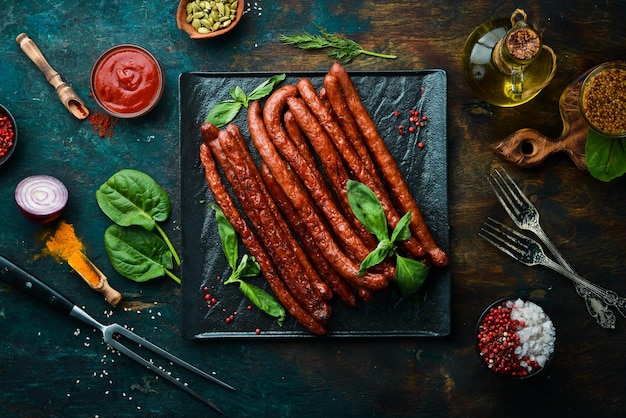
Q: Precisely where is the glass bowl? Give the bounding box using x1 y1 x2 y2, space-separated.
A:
476 297 556 379
0 104 18 167
90 45 164 118
579 61 626 138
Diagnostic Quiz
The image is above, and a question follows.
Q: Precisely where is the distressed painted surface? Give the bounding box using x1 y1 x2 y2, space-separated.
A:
1 0 626 416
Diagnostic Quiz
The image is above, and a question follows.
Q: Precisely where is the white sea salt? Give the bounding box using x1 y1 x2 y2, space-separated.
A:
508 298 556 370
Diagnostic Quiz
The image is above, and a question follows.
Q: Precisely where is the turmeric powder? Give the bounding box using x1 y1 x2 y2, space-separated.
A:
44 220 84 261
41 220 122 306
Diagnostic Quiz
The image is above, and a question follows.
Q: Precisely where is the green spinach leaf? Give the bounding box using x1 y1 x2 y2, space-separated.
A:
585 129 626 182
96 169 180 266
104 224 180 284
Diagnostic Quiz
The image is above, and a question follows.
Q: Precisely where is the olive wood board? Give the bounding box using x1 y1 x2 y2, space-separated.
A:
179 70 450 338
492 69 598 170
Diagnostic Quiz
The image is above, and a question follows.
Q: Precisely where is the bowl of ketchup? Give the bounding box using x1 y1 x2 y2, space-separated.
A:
91 45 164 118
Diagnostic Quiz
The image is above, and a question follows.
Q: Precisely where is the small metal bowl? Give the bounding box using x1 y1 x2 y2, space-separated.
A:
176 0 244 39
0 104 18 167
476 297 556 379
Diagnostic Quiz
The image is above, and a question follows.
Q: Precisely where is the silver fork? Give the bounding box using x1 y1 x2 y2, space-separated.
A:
480 218 626 320
488 166 617 329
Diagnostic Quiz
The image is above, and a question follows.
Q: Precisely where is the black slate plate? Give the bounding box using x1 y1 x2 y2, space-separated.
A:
179 70 450 338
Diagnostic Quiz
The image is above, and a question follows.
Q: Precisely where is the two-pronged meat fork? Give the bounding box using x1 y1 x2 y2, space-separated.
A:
0 255 234 414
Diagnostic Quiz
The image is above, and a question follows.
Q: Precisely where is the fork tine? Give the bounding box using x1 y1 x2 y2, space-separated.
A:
103 324 234 414
109 325 235 391
489 167 524 221
106 334 225 414
480 218 532 262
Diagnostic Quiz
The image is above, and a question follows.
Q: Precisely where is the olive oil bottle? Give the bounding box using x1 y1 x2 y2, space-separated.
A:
462 9 557 107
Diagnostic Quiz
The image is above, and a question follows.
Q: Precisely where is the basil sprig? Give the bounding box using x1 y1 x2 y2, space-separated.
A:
347 180 429 298
206 74 286 127
211 204 286 325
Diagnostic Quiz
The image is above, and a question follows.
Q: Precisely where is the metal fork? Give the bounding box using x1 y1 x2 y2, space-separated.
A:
488 166 617 329
0 256 234 414
480 218 626 319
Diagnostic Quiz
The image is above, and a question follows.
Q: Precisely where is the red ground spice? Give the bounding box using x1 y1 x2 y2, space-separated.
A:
89 112 117 138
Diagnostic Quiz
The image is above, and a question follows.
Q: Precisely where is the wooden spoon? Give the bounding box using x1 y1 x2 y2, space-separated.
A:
16 33 89 120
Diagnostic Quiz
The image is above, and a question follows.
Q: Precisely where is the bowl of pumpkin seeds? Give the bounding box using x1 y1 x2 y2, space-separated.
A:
177 0 244 39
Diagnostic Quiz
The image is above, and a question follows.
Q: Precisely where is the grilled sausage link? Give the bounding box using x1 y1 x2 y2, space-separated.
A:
329 62 448 268
208 127 332 323
261 162 357 308
322 73 427 260
199 136 327 335
248 100 388 291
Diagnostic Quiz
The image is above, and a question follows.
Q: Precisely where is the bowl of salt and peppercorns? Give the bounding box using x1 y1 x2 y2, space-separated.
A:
0 104 18 167
476 298 556 379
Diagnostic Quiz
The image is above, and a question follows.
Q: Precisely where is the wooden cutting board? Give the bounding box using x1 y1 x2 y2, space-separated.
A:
491 69 592 170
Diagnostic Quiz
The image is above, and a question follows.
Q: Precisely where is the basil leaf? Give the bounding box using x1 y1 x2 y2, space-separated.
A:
206 100 243 127
96 169 171 230
390 211 412 243
237 280 286 326
395 255 428 298
248 74 287 101
585 129 626 182
104 224 180 284
347 180 388 241
229 86 247 103
211 204 238 270
234 254 261 278
358 239 392 275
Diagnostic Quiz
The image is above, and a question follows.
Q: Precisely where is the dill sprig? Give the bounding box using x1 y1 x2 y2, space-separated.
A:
279 23 397 63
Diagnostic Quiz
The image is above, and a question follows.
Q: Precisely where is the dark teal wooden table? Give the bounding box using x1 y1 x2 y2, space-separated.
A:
2 0 626 416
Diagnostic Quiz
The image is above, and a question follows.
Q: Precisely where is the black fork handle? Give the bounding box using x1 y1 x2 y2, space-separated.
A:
0 255 75 316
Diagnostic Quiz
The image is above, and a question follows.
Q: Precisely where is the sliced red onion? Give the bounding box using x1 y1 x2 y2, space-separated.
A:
15 175 68 224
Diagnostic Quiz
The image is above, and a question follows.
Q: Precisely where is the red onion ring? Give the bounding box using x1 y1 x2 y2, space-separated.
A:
15 175 68 223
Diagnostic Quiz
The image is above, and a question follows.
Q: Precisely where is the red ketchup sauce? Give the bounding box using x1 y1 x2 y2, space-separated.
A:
91 45 163 118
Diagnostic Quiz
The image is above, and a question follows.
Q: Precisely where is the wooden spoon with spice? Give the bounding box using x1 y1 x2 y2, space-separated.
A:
44 221 122 307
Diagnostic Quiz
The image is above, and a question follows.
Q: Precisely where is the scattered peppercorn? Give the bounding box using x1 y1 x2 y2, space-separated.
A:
0 113 16 158
477 299 555 378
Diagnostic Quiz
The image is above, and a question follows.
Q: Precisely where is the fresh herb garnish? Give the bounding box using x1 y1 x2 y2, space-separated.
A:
206 74 286 127
347 180 428 298
212 204 286 325
585 129 626 182
103 224 180 284
279 23 397 64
